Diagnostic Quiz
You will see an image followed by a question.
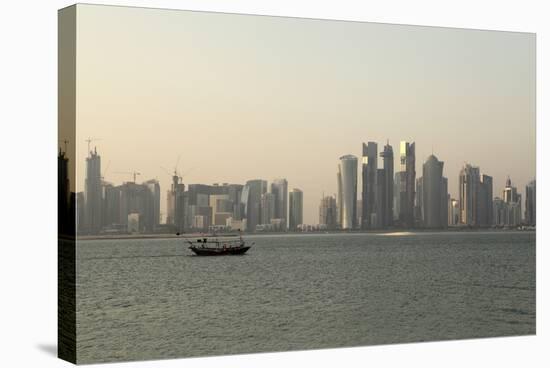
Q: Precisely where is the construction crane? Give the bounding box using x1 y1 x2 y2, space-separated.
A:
114 171 141 183
58 139 69 154
100 160 111 181
161 155 196 184
84 137 102 154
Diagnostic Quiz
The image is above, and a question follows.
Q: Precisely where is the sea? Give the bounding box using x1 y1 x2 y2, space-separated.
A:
75 231 536 363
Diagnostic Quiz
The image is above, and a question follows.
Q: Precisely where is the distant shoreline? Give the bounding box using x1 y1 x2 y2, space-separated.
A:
75 227 535 241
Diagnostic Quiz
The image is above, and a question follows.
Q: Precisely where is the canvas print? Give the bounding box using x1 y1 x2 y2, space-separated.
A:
58 4 536 364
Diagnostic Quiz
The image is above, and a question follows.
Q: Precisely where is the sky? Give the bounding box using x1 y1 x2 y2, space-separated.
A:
72 4 535 224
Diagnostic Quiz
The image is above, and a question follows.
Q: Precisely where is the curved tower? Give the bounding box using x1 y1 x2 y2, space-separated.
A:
338 155 358 230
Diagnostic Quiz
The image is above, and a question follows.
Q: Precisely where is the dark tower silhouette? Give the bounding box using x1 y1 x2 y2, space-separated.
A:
380 141 394 227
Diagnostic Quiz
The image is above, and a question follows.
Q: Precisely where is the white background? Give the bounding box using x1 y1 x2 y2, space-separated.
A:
0 0 547 367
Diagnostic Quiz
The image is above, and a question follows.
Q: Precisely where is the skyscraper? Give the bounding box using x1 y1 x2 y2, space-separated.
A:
289 188 303 230
478 174 493 227
449 198 460 226
502 177 522 226
58 149 71 235
398 141 415 227
380 142 394 227
525 179 536 226
361 142 377 229
459 164 480 226
243 179 267 232
492 197 506 226
260 192 276 225
210 194 232 226
319 195 337 230
393 172 404 222
440 177 448 228
167 174 185 232
271 179 288 229
422 155 445 228
373 168 385 228
415 177 423 227
144 179 161 231
493 177 522 227
102 182 121 228
84 147 102 234
338 155 358 230
337 171 343 226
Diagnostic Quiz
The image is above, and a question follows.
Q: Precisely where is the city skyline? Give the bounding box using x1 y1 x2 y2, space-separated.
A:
70 4 535 225
72 140 534 226
68 141 533 229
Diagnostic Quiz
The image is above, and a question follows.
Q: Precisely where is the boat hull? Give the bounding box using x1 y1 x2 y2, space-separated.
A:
189 246 251 256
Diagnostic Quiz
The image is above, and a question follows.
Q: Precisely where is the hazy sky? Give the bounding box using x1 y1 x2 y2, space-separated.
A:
73 4 535 224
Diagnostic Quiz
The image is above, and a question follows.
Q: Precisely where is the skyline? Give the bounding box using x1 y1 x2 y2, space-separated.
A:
69 141 533 227
70 4 535 224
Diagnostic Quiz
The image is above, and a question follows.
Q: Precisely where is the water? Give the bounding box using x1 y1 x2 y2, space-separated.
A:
75 231 535 363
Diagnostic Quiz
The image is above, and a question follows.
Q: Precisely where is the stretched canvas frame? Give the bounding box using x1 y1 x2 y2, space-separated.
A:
58 4 536 364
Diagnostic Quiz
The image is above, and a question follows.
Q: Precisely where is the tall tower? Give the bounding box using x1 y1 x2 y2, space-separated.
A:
459 164 480 226
338 155 358 230
319 195 337 230
422 154 445 228
525 180 536 226
399 141 416 227
84 147 102 234
58 149 71 235
380 142 394 227
271 178 288 229
289 188 303 230
478 174 493 227
361 142 377 229
243 179 267 232
167 174 185 232
502 177 521 226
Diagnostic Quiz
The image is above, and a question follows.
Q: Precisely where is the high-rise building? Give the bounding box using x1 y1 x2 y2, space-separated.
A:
209 194 232 226
167 175 185 232
503 177 520 203
338 155 358 230
116 179 160 233
449 198 460 226
143 179 161 231
356 199 362 227
502 177 522 226
478 174 493 227
415 177 423 227
76 192 85 233
459 164 480 226
184 183 242 230
58 149 71 235
336 170 343 226
397 141 415 227
440 177 448 227
289 188 303 230
271 179 288 229
242 179 267 232
380 142 394 227
224 184 244 221
102 182 121 228
84 147 102 234
525 179 536 226
361 142 377 229
393 172 405 221
373 168 386 228
493 183 521 228
260 192 276 225
319 195 337 230
422 155 446 228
